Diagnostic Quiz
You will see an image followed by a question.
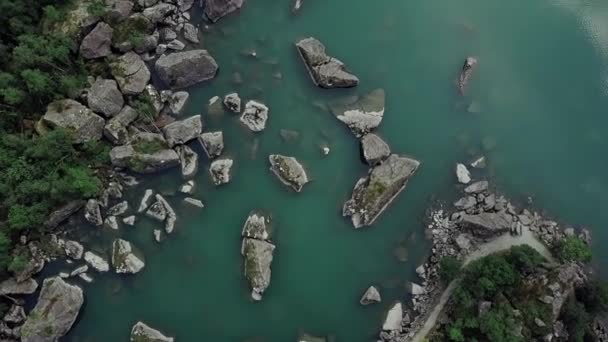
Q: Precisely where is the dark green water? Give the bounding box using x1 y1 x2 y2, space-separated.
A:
66 0 608 340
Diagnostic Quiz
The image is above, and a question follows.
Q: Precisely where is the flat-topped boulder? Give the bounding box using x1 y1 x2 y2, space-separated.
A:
295 37 359 88
155 50 218 89
360 133 390 165
241 238 275 301
103 105 139 145
111 52 150 95
0 278 38 295
460 212 513 238
79 22 113 59
209 158 233 185
112 238 145 274
331 88 385 137
343 154 420 228
42 99 105 143
240 100 269 132
110 132 179 173
242 212 270 240
21 277 83 342
199 131 224 158
204 0 245 22
360 285 382 305
162 115 203 147
131 322 174 342
268 155 309 192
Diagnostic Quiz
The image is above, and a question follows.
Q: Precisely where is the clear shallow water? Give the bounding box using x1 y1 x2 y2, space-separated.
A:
65 0 608 340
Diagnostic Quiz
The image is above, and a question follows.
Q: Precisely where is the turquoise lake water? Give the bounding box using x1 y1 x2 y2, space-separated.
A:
65 0 608 340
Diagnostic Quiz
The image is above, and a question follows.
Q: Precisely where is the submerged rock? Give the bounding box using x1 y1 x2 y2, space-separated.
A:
87 78 124 117
299 333 326 342
242 212 270 241
360 286 382 305
360 133 390 166
110 52 150 95
21 277 83 342
184 197 204 208
470 156 486 169
343 155 420 228
112 239 145 274
204 0 245 22
155 50 218 89
209 158 234 185
458 57 478 96
240 100 269 132
162 115 203 147
268 155 309 192
176 144 199 178
295 37 358 88
42 99 105 143
199 131 225 158
131 322 174 342
241 238 275 301
456 163 471 184
224 93 242 113
330 89 385 137
382 301 403 331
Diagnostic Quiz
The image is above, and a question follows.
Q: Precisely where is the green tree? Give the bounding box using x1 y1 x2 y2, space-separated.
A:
439 256 462 283
556 237 592 263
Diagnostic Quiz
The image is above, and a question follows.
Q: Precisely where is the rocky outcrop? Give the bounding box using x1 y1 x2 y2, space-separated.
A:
88 78 124 117
110 132 180 173
103 105 139 145
209 158 233 185
295 37 359 88
268 155 309 192
240 100 269 132
458 57 478 95
204 0 245 22
176 144 198 178
21 277 83 342
131 322 174 342
111 52 150 95
84 199 103 226
343 155 420 228
199 131 224 158
360 286 382 305
79 22 113 59
0 278 38 295
330 89 385 137
42 99 105 143
241 212 275 301
361 133 390 165
112 238 145 274
224 93 241 113
162 115 203 147
155 50 218 89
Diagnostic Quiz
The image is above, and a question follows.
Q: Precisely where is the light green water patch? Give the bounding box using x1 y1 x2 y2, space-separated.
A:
65 0 608 340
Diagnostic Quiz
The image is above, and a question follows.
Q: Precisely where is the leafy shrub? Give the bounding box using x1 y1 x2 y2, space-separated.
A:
439 256 462 283
556 237 592 263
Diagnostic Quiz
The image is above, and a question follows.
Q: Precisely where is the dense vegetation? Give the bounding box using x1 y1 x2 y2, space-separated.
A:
0 0 110 276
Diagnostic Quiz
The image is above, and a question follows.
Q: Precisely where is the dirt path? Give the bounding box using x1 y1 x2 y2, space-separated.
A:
408 226 554 342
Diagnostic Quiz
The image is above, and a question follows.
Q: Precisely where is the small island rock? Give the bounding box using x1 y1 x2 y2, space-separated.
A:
295 37 358 88
268 155 309 192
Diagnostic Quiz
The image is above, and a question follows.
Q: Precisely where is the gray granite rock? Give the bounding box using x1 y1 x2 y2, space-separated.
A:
330 89 385 137
112 239 145 274
183 23 199 43
84 251 109 272
131 322 174 342
460 212 513 238
162 115 203 147
209 158 233 185
84 199 103 226
142 3 176 23
80 22 113 59
360 286 382 305
42 99 105 143
103 105 139 145
87 78 124 117
223 93 241 113
0 278 38 295
360 133 390 165
295 37 358 88
242 212 270 241
109 133 180 173
169 91 189 115
199 131 224 158
111 52 151 95
241 238 275 301
204 0 245 22
240 100 269 132
464 181 488 194
268 155 309 192
155 49 218 89
176 144 199 178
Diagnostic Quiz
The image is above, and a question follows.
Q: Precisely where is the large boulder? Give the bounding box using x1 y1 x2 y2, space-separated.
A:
343 154 420 228
382 301 403 331
110 132 180 173
142 3 176 23
241 238 275 301
240 100 269 132
360 133 390 165
155 50 218 89
0 278 38 295
268 155 309 192
209 158 233 185
460 212 513 238
295 37 359 88
20 277 83 342
112 238 145 274
103 105 139 145
198 131 224 158
162 115 203 147
79 22 113 59
131 322 174 342
87 78 124 117
204 0 245 22
42 99 105 143
111 52 151 95
331 89 385 137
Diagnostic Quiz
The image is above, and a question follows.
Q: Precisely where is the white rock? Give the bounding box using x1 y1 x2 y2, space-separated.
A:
409 282 425 295
137 189 154 212
104 216 119 230
456 163 471 184
179 180 195 194
70 265 88 277
78 273 93 283
382 302 403 331
123 215 136 226
84 251 110 272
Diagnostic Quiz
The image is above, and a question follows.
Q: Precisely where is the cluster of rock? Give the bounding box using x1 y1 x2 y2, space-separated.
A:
241 212 276 301
377 162 592 342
